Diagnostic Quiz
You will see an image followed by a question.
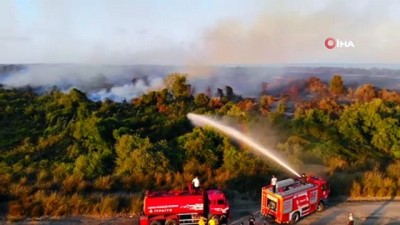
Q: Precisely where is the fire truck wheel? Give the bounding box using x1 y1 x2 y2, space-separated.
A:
317 201 325 212
165 219 178 225
150 221 161 225
290 212 300 224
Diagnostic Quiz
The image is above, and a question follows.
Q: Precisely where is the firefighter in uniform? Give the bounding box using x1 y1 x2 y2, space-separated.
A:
347 213 354 225
300 173 307 185
271 175 277 193
208 216 216 225
199 217 206 225
219 214 227 225
248 214 255 225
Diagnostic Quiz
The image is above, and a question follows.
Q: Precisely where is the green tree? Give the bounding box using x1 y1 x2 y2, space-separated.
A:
164 73 192 100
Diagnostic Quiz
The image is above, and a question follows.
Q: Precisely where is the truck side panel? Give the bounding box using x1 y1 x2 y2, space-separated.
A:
144 193 205 216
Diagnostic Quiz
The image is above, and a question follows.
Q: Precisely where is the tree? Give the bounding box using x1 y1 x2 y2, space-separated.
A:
307 76 328 95
329 74 346 96
114 134 169 176
164 73 192 100
354 84 377 102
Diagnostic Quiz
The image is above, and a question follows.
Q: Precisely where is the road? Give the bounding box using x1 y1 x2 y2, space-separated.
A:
4 201 400 225
230 201 400 225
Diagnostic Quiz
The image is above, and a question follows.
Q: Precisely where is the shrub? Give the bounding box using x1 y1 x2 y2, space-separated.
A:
325 157 349 176
130 194 144 215
9 183 33 198
7 201 25 222
386 161 400 179
94 175 114 191
349 181 362 198
93 195 119 216
62 174 87 193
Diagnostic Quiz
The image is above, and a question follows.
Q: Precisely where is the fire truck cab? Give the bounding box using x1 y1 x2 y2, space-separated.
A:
261 175 330 224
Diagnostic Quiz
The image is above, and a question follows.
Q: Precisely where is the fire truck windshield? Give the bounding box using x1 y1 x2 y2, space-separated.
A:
217 199 226 204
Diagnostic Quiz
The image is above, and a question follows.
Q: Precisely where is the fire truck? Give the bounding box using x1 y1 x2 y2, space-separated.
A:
261 175 330 224
139 186 230 225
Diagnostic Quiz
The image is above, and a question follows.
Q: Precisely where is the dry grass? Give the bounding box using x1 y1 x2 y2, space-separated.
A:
325 157 349 176
7 201 25 222
348 170 398 198
62 174 87 193
8 183 33 198
94 175 114 191
92 195 119 216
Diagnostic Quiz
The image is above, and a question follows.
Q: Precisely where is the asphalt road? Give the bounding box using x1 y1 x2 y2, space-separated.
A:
230 200 400 225
4 201 400 225
298 201 400 225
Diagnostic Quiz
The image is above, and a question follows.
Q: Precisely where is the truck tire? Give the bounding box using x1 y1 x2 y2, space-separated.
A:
150 220 162 225
165 219 178 225
317 201 325 212
290 212 300 224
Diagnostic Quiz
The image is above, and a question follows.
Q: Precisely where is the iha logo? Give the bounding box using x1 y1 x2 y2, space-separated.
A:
325 37 355 49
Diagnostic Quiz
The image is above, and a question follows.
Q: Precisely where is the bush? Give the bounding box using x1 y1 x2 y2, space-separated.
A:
7 201 25 222
325 157 349 176
62 174 87 193
93 195 120 216
94 175 114 191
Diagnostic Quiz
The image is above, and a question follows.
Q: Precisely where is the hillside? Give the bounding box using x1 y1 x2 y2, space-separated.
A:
1 73 400 221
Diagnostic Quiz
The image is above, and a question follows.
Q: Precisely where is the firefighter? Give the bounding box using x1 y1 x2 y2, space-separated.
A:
248 214 255 225
208 216 216 225
192 176 200 193
300 173 307 185
271 175 277 193
199 217 206 225
219 214 228 225
347 213 354 225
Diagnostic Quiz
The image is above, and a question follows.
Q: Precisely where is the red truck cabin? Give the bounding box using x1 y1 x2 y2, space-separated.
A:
207 190 230 217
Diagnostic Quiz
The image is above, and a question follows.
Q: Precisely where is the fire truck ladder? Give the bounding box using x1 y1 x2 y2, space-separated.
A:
280 183 314 197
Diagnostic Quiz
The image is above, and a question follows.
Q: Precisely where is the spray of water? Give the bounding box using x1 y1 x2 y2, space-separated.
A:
187 113 301 177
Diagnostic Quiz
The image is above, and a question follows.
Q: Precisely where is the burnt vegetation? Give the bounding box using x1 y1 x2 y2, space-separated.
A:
1 72 400 220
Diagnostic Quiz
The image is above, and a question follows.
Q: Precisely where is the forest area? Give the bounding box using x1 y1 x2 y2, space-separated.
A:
1 73 400 221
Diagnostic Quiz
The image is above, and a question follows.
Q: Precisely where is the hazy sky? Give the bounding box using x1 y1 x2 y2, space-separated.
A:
1 0 400 65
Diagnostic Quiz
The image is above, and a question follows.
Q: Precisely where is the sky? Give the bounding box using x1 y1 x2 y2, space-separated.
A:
1 0 400 65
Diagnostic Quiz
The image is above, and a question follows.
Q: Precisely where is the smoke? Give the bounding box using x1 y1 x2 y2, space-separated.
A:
89 77 163 101
0 64 175 101
2 64 400 102
186 0 400 67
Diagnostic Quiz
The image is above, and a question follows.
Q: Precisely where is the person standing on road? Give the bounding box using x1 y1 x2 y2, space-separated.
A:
347 213 354 225
248 214 255 225
219 214 227 225
271 175 278 193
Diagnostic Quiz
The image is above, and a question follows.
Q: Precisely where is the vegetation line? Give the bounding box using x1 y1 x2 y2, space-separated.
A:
1 73 400 221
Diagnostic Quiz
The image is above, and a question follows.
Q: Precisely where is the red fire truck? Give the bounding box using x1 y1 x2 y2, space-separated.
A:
140 186 230 225
261 175 330 224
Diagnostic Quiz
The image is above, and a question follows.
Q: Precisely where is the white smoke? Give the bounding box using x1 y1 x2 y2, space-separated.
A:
0 64 175 101
89 77 163 101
